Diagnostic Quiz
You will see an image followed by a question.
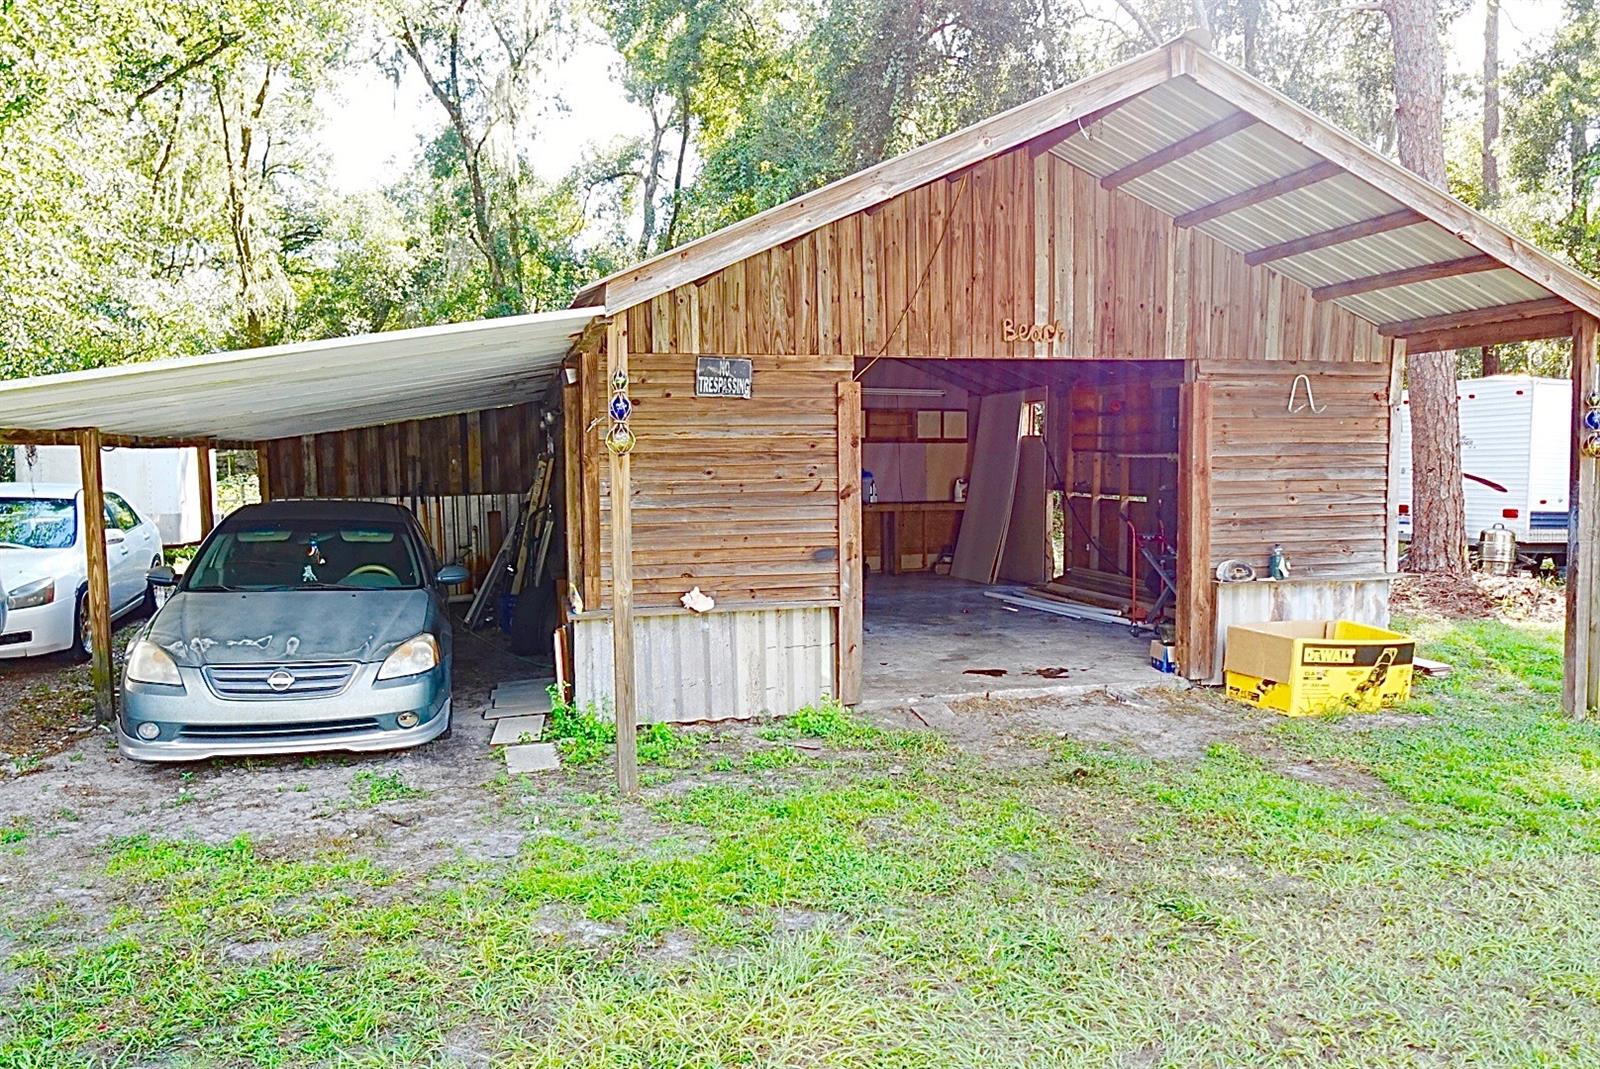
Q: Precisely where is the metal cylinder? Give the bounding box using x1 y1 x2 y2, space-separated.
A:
1479 523 1516 576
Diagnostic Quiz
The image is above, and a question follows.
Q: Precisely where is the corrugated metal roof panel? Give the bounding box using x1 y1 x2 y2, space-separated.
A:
1270 226 1481 288
0 308 597 441
1337 270 1553 326
1199 174 1410 251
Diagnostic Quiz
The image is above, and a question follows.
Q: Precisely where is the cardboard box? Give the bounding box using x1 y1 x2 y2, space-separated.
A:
1224 620 1414 716
1149 640 1178 674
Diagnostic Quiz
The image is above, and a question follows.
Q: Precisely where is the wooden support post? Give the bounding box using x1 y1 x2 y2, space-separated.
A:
1565 313 1600 718
837 379 864 705
255 444 271 503
195 443 216 537
76 428 115 722
606 318 638 795
1176 380 1214 681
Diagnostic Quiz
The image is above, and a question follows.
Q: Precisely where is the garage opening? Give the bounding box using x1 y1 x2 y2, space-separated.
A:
855 358 1182 700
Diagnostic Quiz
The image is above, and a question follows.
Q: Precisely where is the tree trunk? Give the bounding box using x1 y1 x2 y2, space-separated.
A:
1388 0 1466 572
1482 0 1500 207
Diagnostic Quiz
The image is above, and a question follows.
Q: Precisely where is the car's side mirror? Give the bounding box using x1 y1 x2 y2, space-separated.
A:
147 565 178 587
436 564 471 586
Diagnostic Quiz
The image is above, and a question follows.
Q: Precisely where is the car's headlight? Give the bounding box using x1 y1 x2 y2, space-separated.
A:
125 639 184 688
377 634 441 680
6 577 56 610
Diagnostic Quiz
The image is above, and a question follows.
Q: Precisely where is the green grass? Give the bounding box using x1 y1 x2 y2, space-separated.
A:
351 770 426 806
10 617 1600 1066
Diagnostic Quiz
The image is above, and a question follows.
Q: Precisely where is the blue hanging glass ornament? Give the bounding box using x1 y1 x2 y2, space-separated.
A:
1584 409 1600 432
610 393 633 422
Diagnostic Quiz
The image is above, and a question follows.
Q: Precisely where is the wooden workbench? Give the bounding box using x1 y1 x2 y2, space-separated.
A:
865 501 966 574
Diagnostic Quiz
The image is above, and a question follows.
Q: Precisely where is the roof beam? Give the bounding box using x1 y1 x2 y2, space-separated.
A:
1100 110 1258 191
1026 98 1135 157
1174 160 1342 228
1403 313 1574 353
1244 208 1425 266
1377 297 1574 338
1312 254 1501 301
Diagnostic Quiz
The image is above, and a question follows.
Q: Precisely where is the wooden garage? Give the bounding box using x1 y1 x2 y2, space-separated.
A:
562 33 1600 786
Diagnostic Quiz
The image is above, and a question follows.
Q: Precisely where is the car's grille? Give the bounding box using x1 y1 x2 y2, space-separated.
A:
0 631 32 647
203 662 358 700
177 717 382 740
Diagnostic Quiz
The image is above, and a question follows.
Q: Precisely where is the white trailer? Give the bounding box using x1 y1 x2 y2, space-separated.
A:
9 445 210 544
1394 374 1570 557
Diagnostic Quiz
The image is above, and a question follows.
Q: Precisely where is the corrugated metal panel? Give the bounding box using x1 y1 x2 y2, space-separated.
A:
0 308 598 442
1048 82 1563 332
1210 578 1393 684
1340 271 1552 325
575 605 837 724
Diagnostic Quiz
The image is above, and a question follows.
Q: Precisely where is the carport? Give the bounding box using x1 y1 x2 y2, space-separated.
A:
0 308 600 718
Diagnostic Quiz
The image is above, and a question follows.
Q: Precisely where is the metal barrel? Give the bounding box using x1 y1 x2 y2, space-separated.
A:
1479 523 1516 576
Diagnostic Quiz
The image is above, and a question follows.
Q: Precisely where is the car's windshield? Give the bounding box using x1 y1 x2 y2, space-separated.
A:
184 520 423 592
0 497 77 550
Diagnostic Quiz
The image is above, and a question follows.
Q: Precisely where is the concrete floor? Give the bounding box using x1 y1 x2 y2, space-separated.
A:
860 573 1175 709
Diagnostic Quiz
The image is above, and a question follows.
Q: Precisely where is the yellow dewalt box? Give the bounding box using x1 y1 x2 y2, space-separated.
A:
1224 620 1414 716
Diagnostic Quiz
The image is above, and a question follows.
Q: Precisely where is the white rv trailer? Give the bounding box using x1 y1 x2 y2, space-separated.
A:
1394 374 1570 557
8 445 210 544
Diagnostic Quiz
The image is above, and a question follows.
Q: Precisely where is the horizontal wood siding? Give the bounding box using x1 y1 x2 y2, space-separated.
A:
595 352 850 609
1198 358 1396 578
261 402 543 498
626 148 1386 364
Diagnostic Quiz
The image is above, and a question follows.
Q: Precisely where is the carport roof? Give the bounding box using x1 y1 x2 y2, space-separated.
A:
0 308 600 445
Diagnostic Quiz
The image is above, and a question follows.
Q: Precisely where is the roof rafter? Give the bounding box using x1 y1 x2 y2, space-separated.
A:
1377 297 1574 338
1403 314 1574 353
1244 209 1425 267
1173 161 1342 228
1100 110 1257 191
1026 99 1135 157
1312 254 1500 302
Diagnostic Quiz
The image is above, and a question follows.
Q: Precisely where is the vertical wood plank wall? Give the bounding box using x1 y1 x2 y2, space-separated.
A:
260 402 546 593
620 151 1389 366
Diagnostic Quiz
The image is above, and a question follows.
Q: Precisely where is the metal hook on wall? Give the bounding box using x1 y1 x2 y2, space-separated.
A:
1287 373 1326 415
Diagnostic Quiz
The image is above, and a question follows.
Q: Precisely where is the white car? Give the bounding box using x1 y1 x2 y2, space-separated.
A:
0 483 165 659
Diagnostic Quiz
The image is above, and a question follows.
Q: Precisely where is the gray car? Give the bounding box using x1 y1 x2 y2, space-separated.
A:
118 500 469 762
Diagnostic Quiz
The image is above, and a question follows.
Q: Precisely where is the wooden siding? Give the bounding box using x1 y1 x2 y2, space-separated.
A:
260 402 544 499
592 352 850 609
1198 359 1394 578
622 148 1388 364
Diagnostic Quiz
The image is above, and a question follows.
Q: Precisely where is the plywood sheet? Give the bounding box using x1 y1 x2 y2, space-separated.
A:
998 436 1051 584
951 391 1026 583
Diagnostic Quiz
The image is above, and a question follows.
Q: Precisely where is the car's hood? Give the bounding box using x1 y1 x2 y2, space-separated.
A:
0 546 76 590
147 590 434 666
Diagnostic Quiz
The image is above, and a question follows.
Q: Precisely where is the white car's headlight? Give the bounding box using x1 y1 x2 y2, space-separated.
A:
377 634 441 680
126 639 184 687
6 577 56 610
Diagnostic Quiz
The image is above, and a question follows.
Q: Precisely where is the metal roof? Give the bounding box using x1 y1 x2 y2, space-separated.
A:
0 308 599 443
1046 74 1566 329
